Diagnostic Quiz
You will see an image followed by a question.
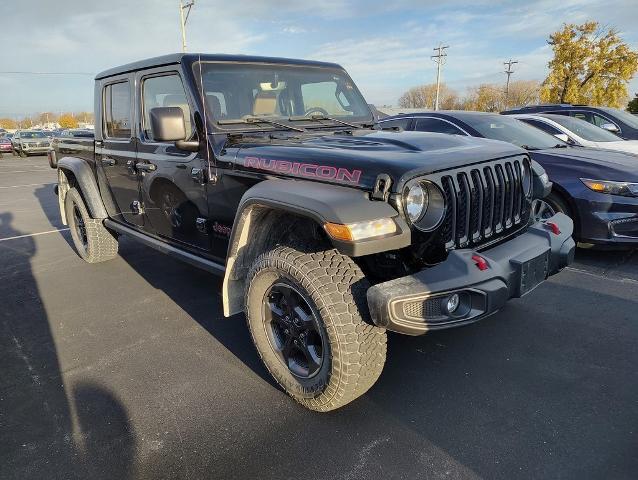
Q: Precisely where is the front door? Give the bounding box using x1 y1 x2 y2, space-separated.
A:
136 70 209 250
97 77 143 226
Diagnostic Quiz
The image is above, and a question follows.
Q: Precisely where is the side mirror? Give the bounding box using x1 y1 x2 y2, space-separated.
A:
600 122 620 133
149 107 199 151
554 133 570 143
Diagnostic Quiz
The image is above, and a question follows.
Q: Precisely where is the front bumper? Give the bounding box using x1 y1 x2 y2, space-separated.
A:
367 213 575 335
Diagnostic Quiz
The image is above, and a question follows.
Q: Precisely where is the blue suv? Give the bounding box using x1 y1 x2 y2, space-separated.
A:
502 104 638 140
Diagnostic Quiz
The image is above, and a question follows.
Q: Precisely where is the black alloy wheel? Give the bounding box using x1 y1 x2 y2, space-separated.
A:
262 283 325 378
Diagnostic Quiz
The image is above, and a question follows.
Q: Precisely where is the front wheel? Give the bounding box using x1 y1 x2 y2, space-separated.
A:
245 246 387 412
18 150 27 158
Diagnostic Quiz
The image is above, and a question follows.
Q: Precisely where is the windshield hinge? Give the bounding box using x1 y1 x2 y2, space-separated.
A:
371 173 392 201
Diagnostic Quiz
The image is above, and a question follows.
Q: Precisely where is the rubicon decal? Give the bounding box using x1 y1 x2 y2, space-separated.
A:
243 156 362 185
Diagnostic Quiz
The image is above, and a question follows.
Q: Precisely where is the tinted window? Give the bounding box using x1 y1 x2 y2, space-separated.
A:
543 114 621 142
413 117 465 135
461 114 561 150
104 82 131 139
142 74 192 140
599 107 638 128
521 119 562 135
378 118 411 130
570 111 593 123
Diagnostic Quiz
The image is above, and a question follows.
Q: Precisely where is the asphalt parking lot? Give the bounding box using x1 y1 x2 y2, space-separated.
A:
1 155 637 480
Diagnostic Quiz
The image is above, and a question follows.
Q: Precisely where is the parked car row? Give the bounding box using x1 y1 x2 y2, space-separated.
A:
0 128 93 157
379 106 638 246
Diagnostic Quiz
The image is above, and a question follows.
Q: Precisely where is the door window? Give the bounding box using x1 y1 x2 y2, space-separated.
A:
103 82 131 138
414 117 465 135
141 74 193 141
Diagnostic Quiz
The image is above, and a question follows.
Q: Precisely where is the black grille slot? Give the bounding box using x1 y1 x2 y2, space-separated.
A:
433 158 531 250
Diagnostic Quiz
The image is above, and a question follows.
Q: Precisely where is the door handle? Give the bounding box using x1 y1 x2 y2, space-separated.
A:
102 157 115 166
135 162 157 172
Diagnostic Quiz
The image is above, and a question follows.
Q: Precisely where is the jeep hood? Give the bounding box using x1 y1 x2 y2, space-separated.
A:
230 130 525 191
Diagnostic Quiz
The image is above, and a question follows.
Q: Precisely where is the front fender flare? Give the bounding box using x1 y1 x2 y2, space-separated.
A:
221 179 411 317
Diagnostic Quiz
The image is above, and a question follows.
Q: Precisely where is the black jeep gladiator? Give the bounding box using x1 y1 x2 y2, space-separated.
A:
50 53 575 411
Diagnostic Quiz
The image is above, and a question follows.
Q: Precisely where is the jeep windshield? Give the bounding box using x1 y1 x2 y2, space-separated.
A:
193 62 373 131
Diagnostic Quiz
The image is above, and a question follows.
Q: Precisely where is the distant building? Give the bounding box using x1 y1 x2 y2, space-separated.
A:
78 122 95 130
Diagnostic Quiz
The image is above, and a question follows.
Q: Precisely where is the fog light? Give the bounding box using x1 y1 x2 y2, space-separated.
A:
446 293 460 314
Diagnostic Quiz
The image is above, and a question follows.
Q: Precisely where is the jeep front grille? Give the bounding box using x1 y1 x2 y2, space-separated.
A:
437 157 531 250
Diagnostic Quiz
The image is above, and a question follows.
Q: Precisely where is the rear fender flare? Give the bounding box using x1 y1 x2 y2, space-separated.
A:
57 157 108 224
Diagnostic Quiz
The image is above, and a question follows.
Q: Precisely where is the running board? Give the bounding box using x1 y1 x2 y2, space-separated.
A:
104 219 225 275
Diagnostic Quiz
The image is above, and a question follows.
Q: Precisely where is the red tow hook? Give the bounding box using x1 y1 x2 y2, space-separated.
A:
471 254 490 271
545 221 561 235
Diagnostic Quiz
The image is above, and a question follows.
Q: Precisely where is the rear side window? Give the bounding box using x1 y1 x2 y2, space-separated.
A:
522 119 562 136
103 82 131 138
142 74 193 141
378 118 412 130
414 117 465 135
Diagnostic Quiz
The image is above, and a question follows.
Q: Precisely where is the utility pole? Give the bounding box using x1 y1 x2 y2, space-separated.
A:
179 0 195 53
431 43 449 111
503 59 518 108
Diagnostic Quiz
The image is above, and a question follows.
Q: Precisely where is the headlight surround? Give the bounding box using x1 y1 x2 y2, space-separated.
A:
403 179 446 231
580 178 638 197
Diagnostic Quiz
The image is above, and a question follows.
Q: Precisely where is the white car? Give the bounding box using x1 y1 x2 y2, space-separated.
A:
513 113 638 155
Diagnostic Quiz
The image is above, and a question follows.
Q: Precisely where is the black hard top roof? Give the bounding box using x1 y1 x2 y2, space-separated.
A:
95 53 342 80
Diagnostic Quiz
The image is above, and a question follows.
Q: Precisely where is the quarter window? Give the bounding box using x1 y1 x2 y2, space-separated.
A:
378 118 412 130
103 82 131 139
522 119 562 136
142 74 193 141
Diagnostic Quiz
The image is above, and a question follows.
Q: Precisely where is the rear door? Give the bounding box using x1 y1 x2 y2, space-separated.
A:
97 76 144 226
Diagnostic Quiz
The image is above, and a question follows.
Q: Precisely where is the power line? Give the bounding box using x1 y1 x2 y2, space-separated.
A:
431 43 449 111
503 59 518 108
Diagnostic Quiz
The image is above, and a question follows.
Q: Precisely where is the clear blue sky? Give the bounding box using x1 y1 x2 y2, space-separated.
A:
1 0 637 117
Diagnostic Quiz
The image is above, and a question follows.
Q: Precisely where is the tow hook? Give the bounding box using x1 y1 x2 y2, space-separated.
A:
372 173 392 201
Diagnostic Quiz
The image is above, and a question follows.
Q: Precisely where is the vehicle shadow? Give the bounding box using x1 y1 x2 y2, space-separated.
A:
0 212 136 480
116 238 277 389
34 183 68 231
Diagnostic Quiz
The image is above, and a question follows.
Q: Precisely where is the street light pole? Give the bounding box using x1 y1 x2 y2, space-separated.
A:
503 59 518 108
179 0 195 53
431 43 449 111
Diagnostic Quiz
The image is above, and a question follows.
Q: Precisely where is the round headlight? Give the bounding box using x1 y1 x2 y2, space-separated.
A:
405 183 427 222
522 160 532 196
403 180 446 231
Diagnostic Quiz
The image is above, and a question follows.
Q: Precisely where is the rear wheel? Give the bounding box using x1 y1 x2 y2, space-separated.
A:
65 187 118 263
245 246 387 412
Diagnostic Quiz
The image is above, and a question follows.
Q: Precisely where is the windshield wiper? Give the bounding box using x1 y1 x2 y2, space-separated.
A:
289 114 362 129
519 145 541 151
552 143 568 148
218 116 305 132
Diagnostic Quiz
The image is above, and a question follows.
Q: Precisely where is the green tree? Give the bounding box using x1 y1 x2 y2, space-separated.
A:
628 94 638 114
541 22 638 107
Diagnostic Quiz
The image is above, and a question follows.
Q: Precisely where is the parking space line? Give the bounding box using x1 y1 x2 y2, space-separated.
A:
0 182 55 189
0 228 70 242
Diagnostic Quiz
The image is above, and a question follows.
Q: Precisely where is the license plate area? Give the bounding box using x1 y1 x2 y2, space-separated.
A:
513 249 550 297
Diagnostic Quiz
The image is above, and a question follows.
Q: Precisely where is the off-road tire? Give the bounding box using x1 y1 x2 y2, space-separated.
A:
245 246 387 412
65 187 118 263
